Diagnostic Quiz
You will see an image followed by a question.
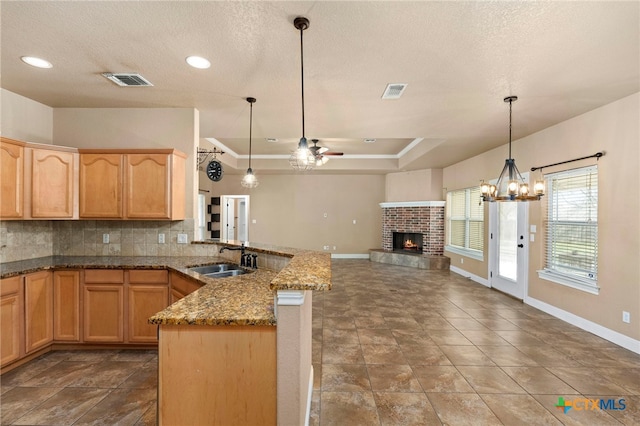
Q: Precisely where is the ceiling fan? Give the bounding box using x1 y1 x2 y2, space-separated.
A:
309 139 343 166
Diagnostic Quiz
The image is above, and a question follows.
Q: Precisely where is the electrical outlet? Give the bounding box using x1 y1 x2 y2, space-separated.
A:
622 311 630 324
323 245 329 250
158 233 165 244
102 233 109 244
460 258 464 264
353 219 357 224
333 246 336 250
177 234 188 244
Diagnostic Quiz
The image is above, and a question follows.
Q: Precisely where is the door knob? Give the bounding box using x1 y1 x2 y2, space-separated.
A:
517 244 524 248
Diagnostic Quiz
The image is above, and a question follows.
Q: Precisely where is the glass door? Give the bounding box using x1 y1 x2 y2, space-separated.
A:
489 202 528 299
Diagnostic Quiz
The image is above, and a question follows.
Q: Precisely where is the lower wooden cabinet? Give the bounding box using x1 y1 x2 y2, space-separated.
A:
83 270 125 343
169 272 202 303
53 271 81 341
1 276 24 366
128 270 169 343
24 271 53 354
2 267 173 370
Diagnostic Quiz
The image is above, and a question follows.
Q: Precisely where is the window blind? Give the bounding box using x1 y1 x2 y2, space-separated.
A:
447 187 484 254
544 166 598 283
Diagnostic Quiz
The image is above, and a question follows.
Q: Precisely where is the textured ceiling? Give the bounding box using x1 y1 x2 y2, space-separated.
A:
2 1 638 173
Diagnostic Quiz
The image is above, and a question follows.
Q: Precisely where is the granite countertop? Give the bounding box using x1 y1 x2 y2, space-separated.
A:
0 242 331 327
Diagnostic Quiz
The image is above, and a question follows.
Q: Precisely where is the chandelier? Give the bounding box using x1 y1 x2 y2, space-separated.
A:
241 97 259 188
480 96 544 202
289 17 316 171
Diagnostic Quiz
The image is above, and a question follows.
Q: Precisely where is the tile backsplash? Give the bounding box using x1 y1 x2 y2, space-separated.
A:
1 219 290 272
1 219 212 263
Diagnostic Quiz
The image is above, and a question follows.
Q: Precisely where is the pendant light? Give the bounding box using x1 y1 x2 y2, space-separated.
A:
241 97 259 188
480 96 544 202
289 16 316 171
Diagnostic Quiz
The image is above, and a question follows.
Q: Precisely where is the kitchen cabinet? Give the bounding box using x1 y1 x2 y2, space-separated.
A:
77 149 186 220
126 151 186 220
24 271 54 354
169 271 202 303
0 138 25 219
127 270 169 343
29 147 78 219
0 276 24 367
53 270 81 342
83 269 124 343
79 153 123 218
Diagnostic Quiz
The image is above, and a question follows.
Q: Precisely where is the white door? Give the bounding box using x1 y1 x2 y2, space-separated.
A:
237 200 247 241
489 202 529 299
225 198 235 240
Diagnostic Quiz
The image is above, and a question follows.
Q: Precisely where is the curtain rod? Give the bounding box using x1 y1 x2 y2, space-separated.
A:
531 152 604 172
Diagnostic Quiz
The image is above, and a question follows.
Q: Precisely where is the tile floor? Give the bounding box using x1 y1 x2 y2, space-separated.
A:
1 259 639 425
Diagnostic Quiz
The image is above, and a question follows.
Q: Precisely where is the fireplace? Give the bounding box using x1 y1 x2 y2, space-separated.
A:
393 232 423 253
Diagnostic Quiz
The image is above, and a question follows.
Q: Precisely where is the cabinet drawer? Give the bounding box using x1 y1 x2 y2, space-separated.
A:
0 276 22 296
129 269 168 284
84 269 124 284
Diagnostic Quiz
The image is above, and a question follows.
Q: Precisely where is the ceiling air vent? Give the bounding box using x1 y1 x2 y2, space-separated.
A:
382 83 407 99
102 73 153 87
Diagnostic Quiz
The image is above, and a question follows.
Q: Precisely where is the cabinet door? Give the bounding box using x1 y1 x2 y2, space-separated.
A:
0 276 23 366
53 271 81 341
83 270 124 343
128 285 168 343
0 139 24 219
31 149 75 218
24 271 53 353
126 153 171 219
79 153 122 218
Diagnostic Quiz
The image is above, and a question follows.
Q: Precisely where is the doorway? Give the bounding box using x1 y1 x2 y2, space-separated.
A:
488 201 529 300
221 195 250 242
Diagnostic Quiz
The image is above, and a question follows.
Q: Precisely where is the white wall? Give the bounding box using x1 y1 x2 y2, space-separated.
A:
1 89 53 143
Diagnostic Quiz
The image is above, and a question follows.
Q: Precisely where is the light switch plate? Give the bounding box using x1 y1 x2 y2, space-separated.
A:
177 234 188 244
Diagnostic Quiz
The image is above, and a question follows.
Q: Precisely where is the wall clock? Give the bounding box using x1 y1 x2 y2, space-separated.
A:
206 160 223 182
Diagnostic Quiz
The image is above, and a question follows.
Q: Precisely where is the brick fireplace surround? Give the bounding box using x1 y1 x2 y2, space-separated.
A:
370 201 450 270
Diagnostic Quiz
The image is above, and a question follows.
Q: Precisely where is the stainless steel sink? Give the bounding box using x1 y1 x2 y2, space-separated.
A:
188 263 248 278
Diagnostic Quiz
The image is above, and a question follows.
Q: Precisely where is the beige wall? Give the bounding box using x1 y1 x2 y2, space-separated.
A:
53 108 199 219
200 173 385 254
385 169 444 202
443 93 640 341
1 89 53 144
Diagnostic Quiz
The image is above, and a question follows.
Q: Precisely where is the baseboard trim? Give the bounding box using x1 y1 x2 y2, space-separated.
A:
525 296 640 355
449 265 490 287
331 254 370 259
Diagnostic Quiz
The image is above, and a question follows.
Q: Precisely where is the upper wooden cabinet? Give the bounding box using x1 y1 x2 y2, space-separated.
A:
79 150 186 220
0 138 25 219
79 153 123 218
29 148 78 219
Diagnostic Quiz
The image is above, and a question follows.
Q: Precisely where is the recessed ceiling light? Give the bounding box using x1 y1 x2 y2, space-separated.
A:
186 56 211 69
21 56 52 69
364 138 376 143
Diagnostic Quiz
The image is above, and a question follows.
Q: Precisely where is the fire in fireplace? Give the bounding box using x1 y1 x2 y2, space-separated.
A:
393 232 423 253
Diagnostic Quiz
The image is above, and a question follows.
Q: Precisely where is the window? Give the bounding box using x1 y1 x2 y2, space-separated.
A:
446 187 483 259
538 166 599 294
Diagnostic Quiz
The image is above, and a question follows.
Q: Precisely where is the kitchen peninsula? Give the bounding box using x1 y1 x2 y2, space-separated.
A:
150 240 331 426
0 240 331 426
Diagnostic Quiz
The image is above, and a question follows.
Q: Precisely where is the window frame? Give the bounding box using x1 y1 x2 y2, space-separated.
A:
537 165 599 295
445 187 484 261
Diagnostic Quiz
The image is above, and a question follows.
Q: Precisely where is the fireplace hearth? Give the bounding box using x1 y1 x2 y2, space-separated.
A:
393 232 423 253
